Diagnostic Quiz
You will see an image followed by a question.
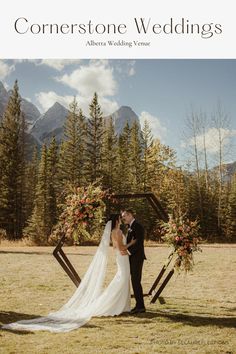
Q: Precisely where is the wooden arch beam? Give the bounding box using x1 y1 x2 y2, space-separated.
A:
112 192 168 222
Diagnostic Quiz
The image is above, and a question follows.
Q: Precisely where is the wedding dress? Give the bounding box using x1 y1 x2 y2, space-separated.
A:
2 221 131 332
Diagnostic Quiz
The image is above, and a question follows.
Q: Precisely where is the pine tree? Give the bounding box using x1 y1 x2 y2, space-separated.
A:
86 93 104 183
0 80 27 239
17 112 28 235
102 117 118 190
117 122 132 192
24 145 51 244
24 145 39 223
141 119 155 191
226 175 236 241
130 121 143 192
47 136 59 230
59 98 86 189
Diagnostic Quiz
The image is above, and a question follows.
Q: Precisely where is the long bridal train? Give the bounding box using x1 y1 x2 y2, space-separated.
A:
2 221 130 333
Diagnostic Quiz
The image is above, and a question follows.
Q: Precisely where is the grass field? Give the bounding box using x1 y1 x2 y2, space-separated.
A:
0 244 235 354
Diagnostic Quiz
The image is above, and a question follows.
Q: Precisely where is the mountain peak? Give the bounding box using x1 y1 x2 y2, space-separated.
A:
105 105 140 134
31 102 69 142
52 101 64 108
113 105 137 116
117 105 133 111
45 101 67 113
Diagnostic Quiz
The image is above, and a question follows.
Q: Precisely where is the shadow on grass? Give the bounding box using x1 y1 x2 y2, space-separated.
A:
0 311 41 335
0 250 50 256
0 250 92 256
155 311 236 328
113 310 236 329
0 311 101 334
1 310 235 334
0 311 38 324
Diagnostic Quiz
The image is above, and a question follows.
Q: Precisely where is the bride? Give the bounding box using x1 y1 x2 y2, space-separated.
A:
2 214 136 332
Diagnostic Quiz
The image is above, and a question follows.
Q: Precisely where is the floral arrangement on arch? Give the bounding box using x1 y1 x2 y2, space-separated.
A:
161 214 202 272
52 184 112 244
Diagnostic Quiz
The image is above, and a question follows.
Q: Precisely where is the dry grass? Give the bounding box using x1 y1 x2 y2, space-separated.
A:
0 244 236 354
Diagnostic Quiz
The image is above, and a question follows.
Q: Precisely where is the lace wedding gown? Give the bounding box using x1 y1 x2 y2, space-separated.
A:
2 221 130 332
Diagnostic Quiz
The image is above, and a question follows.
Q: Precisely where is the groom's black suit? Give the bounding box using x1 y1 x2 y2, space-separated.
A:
127 219 146 309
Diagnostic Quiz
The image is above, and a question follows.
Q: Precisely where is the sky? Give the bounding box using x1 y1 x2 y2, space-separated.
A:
0 59 236 167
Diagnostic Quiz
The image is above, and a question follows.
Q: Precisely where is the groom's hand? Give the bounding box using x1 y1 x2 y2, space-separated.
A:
130 237 136 245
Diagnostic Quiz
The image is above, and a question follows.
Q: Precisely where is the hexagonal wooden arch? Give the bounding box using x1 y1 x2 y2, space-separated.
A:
53 192 175 303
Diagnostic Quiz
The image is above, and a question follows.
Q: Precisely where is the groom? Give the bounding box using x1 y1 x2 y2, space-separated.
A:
121 209 146 314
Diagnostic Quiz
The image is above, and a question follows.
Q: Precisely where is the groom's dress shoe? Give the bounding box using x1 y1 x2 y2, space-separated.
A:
130 307 137 313
131 307 146 314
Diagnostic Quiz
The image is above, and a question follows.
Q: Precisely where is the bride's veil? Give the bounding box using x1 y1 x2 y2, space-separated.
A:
2 220 112 332
59 220 112 311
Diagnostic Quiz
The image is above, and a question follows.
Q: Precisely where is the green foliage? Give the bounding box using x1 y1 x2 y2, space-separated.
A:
86 93 104 183
0 80 27 239
117 122 132 192
129 121 143 191
141 119 155 192
58 98 86 189
47 137 59 227
225 175 236 241
102 117 118 190
24 140 59 245
24 146 39 223
0 83 235 243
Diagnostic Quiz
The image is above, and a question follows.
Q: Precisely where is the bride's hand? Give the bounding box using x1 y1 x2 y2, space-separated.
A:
120 247 128 255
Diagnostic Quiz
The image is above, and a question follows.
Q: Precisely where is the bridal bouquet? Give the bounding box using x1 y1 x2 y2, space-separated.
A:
161 214 202 272
52 184 112 243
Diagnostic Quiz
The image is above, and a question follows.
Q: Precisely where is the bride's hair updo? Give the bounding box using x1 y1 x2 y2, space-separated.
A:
109 214 120 230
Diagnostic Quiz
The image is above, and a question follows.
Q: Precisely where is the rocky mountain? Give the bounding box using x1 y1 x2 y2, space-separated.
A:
30 102 69 142
31 105 141 144
224 161 236 177
21 99 41 127
25 133 41 159
0 81 41 126
209 161 236 182
1 81 141 144
40 126 65 144
219 161 236 182
105 105 140 134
